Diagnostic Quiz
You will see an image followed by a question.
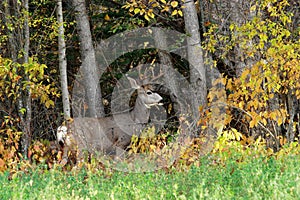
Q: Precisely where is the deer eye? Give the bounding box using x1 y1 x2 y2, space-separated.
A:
146 91 152 95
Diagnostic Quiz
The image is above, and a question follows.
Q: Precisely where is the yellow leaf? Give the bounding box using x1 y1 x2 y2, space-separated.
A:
249 120 256 128
269 112 276 121
140 9 145 15
152 3 158 7
262 118 267 126
171 1 178 8
104 14 110 21
250 5 256 12
147 11 155 18
121 3 130 9
161 0 166 4
129 6 134 12
150 145 156 151
144 14 150 21
178 10 183 17
171 10 178 16
134 8 140 14
238 101 244 108
277 117 283 125
161 5 170 12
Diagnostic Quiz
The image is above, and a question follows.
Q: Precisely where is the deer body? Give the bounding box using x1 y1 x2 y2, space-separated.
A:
57 76 163 164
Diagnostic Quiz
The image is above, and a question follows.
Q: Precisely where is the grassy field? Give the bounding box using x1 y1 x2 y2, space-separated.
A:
0 152 299 200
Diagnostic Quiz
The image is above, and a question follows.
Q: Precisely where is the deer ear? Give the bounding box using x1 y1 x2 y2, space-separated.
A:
126 75 140 89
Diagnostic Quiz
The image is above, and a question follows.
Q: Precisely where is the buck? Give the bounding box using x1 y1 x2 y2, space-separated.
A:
57 75 163 164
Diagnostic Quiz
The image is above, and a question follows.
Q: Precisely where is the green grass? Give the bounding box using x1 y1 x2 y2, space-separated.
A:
0 154 299 200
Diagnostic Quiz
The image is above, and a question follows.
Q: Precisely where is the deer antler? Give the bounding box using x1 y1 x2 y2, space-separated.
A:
134 64 164 85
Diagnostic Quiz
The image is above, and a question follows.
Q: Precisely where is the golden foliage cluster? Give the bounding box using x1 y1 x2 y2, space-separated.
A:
0 117 22 172
0 56 59 172
203 0 300 149
122 0 183 21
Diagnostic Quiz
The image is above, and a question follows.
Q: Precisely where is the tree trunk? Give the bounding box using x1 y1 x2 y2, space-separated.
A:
182 0 207 121
153 28 183 111
4 0 17 60
17 0 31 159
57 0 71 119
153 28 190 135
182 1 224 155
229 0 247 77
72 0 104 117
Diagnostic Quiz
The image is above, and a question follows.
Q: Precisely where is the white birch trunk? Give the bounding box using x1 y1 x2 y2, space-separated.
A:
57 0 71 119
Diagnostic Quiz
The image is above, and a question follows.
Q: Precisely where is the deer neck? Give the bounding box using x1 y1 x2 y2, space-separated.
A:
130 97 150 124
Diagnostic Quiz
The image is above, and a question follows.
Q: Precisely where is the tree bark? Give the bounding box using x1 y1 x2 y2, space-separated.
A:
72 0 104 117
153 28 183 111
57 0 71 119
4 0 17 61
18 0 31 159
153 28 190 136
182 0 207 121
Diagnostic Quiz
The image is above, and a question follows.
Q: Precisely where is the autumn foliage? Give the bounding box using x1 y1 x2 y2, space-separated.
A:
204 0 300 150
0 0 299 173
0 56 59 171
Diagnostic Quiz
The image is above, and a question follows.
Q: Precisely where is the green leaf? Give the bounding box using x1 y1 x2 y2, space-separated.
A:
19 108 26 115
